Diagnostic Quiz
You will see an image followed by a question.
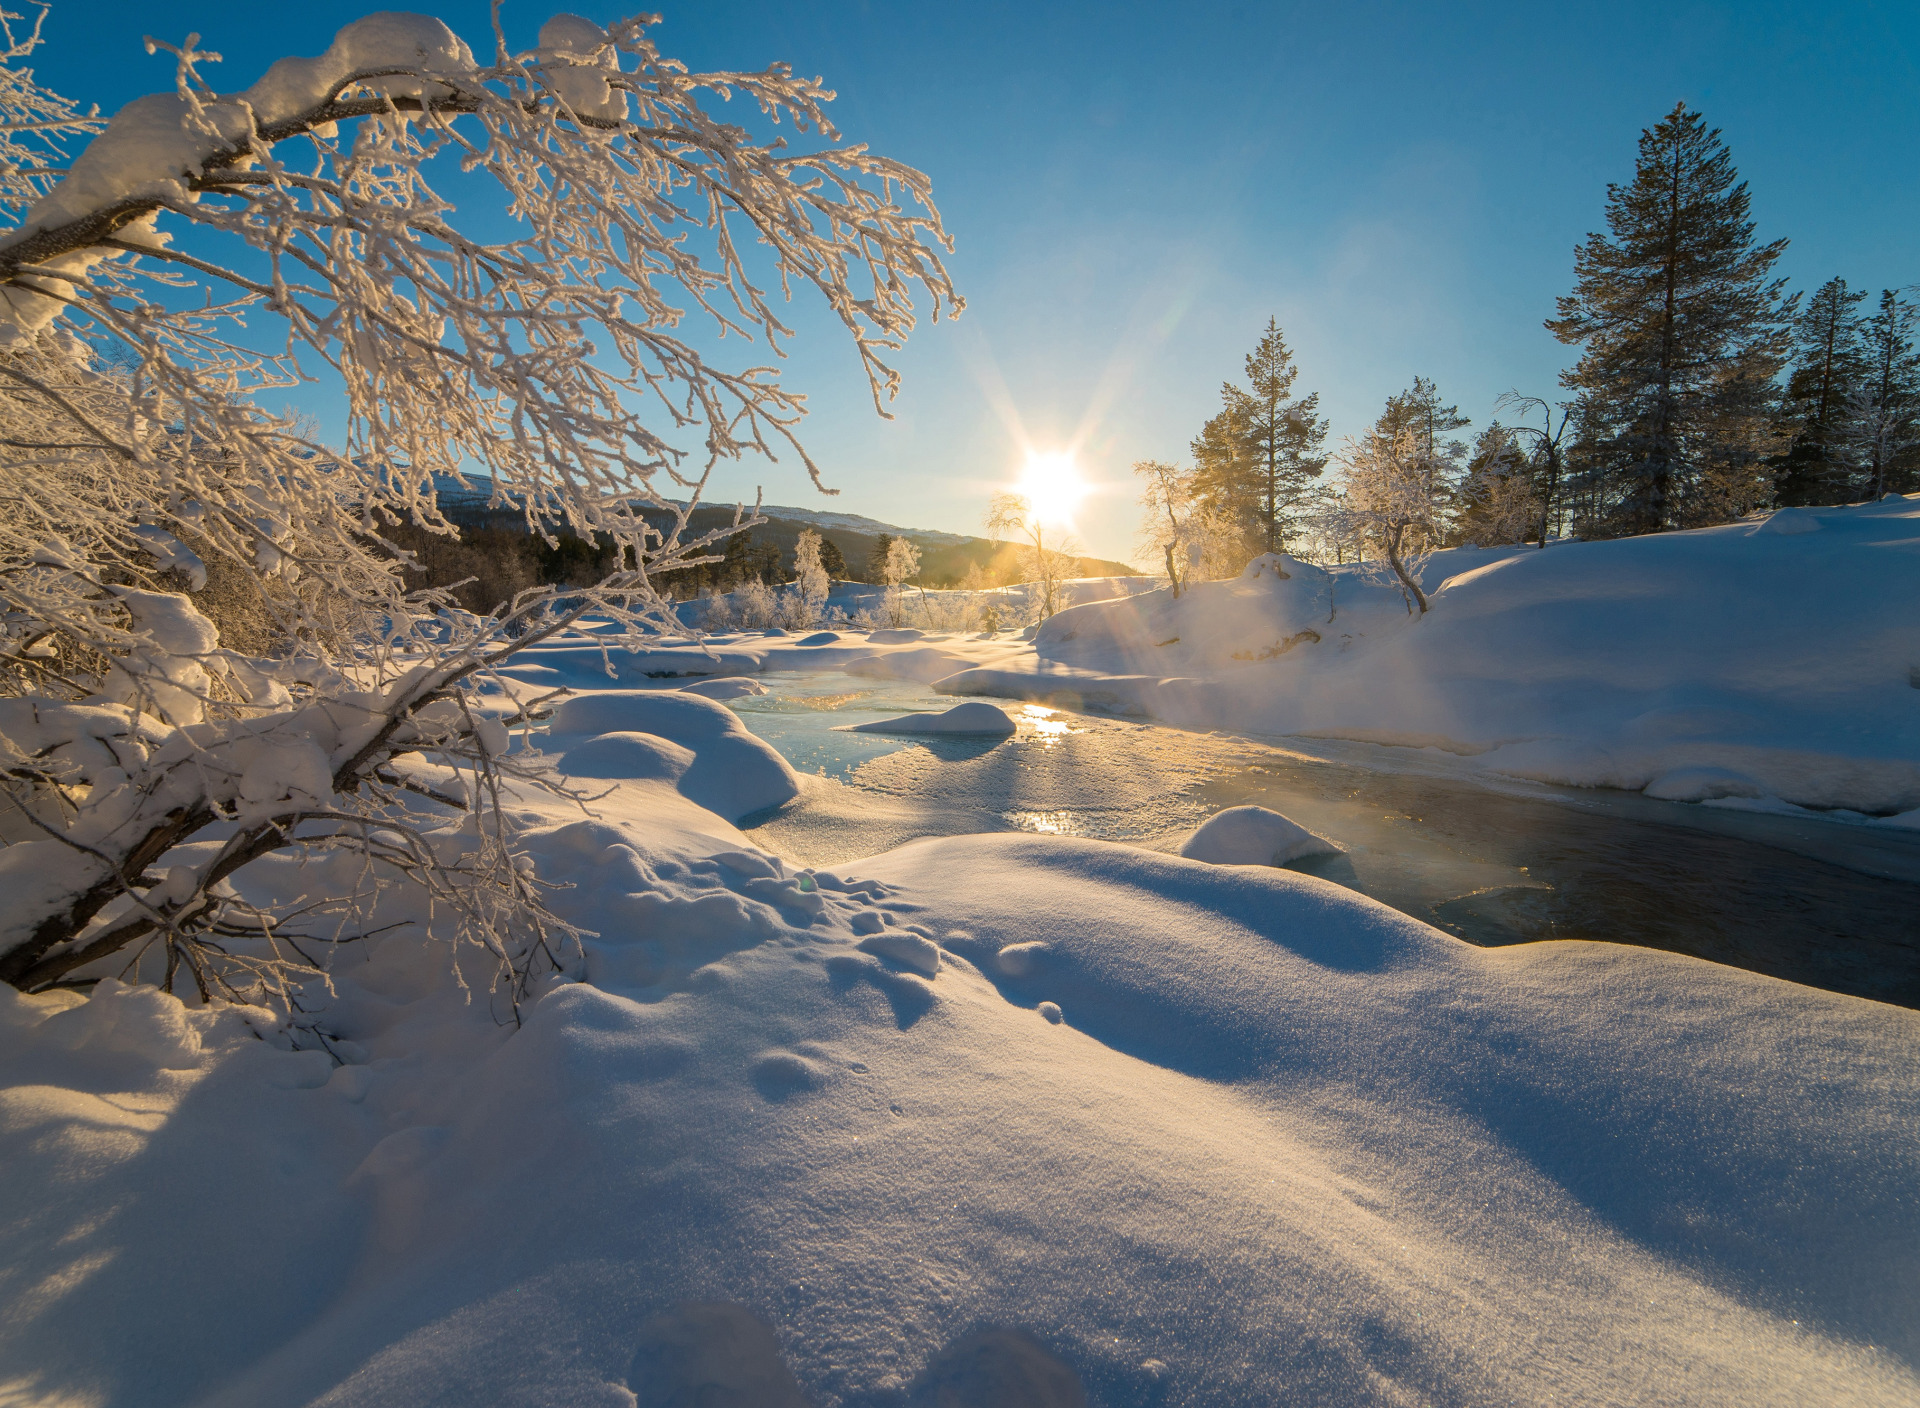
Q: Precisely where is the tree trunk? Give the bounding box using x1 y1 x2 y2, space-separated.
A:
1384 524 1429 615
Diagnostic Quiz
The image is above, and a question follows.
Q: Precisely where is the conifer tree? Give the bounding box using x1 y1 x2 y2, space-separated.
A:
1548 103 1793 535
1189 319 1328 560
1377 377 1470 518
1189 393 1261 563
1846 289 1920 499
1775 277 1868 506
817 537 849 580
1239 318 1330 553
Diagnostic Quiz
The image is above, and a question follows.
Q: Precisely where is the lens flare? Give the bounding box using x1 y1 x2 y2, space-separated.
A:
1017 450 1090 527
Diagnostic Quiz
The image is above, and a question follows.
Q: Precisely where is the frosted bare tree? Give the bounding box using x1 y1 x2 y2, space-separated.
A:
783 528 829 626
879 535 920 627
1329 428 1444 614
986 492 1079 620
0 12 958 1013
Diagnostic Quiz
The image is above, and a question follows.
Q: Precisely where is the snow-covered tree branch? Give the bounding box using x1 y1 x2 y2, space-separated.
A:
0 10 959 1013
1328 428 1444 614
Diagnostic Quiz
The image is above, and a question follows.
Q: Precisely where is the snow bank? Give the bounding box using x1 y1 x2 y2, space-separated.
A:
845 701 1017 736
940 497 1920 816
1178 804 1342 866
2 797 1914 1406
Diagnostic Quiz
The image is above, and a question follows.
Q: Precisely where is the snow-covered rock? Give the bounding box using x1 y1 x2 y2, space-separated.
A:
846 702 1017 736
1177 805 1343 867
678 677 768 701
550 690 799 820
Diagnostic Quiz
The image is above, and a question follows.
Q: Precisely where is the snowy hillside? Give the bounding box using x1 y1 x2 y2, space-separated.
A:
942 496 1920 817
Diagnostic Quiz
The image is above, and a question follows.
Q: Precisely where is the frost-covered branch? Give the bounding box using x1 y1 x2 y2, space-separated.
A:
0 11 960 1013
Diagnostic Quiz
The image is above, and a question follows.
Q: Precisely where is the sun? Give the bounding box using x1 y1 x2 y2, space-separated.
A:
1017 450 1091 528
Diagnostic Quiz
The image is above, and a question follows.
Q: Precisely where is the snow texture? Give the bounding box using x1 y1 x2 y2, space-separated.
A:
550 689 800 821
0 765 1913 1406
5 510 1918 1405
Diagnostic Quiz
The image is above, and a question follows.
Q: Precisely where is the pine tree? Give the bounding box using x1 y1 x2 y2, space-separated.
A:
1846 289 1920 499
1188 393 1262 564
1455 423 1539 546
865 533 896 584
1238 318 1330 553
817 536 849 579
1548 103 1794 535
1189 320 1329 560
1775 277 1868 505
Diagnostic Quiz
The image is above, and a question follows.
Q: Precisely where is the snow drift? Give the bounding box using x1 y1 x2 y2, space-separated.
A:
1 684 1916 1407
940 497 1920 815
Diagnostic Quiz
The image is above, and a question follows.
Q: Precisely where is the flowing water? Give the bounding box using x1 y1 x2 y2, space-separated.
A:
733 671 1920 1010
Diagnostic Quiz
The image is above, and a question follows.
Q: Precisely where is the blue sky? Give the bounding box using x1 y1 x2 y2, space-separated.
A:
33 0 1920 562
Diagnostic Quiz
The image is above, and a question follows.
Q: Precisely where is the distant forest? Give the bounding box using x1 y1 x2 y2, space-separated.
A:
388 503 1136 618
1140 102 1916 578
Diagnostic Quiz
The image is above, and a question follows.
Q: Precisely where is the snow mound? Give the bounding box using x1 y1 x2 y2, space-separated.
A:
3 806 1918 1405
1033 553 1331 674
846 702 1017 736
1177 805 1343 867
796 631 843 646
1643 765 1769 802
1755 507 1821 535
943 499 1920 815
865 628 926 644
550 691 799 820
678 677 768 701
847 647 980 683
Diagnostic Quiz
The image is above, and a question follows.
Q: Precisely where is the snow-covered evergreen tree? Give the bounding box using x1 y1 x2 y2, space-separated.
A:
1549 103 1793 535
1376 377 1470 533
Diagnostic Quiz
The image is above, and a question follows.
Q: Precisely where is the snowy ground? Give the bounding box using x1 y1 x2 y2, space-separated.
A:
3 503 1918 1407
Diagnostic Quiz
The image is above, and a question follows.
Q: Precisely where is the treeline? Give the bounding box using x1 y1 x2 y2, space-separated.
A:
391 503 1133 617
1143 103 1916 574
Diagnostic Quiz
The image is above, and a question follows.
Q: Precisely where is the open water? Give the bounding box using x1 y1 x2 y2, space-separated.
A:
733 671 1920 1010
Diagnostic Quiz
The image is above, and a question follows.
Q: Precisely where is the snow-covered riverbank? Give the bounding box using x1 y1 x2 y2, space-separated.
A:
4 504 1917 1407
4 710 1916 1407
602 495 1920 819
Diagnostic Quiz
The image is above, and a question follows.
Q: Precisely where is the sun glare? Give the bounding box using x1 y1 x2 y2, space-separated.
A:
1018 450 1091 527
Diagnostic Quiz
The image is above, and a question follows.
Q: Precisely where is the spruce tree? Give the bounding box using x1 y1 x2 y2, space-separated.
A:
1775 277 1868 506
1548 103 1794 535
817 536 849 580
